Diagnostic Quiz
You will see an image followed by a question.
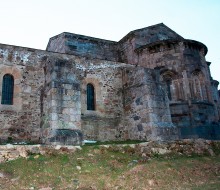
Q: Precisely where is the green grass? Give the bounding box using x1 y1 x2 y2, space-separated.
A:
0 145 220 190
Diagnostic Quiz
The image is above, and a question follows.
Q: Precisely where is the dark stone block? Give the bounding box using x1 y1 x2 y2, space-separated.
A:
135 98 142 105
72 83 80 90
55 60 66 67
137 124 143 131
134 115 140 121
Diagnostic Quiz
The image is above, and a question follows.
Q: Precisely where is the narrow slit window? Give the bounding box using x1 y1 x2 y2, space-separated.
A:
166 79 172 100
1 74 14 105
87 83 95 110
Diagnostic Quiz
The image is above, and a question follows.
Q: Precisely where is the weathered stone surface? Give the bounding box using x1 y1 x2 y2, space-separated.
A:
0 23 220 143
0 144 80 163
39 188 52 190
0 173 4 178
0 139 219 163
49 129 83 145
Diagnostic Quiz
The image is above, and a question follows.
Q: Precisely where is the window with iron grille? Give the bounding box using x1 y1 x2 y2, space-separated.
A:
1 74 14 105
87 83 95 110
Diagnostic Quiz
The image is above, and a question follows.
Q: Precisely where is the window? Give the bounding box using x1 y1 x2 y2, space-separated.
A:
87 83 95 110
161 71 174 101
165 79 172 100
1 74 14 105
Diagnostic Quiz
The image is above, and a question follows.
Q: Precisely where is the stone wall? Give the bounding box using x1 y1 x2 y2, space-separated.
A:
1 139 219 163
117 23 184 64
79 60 178 141
132 38 219 139
121 66 178 141
47 32 118 61
0 45 45 143
170 102 220 139
2 43 175 143
0 44 85 144
45 24 219 141
211 79 220 121
41 56 82 144
80 61 124 141
0 23 220 144
129 39 211 104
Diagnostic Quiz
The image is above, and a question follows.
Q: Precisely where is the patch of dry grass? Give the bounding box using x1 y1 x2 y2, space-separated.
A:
0 146 220 190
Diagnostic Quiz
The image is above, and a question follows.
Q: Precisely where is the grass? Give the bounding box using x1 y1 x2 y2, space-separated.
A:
0 145 220 190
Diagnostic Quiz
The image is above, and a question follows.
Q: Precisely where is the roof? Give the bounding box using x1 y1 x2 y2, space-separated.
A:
119 23 184 44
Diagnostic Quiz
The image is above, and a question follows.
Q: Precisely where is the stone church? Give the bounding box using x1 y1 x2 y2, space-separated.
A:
0 23 219 145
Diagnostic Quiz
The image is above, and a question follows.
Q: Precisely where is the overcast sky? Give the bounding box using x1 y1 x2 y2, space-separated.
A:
0 0 219 87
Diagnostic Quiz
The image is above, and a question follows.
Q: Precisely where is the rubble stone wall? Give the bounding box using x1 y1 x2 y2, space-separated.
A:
121 66 178 141
0 45 45 142
0 23 220 144
47 33 118 61
80 61 124 141
80 61 178 141
1 139 219 163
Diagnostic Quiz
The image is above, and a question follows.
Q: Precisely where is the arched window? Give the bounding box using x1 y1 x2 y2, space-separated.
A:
165 79 172 100
87 83 95 110
1 74 14 105
161 70 175 101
